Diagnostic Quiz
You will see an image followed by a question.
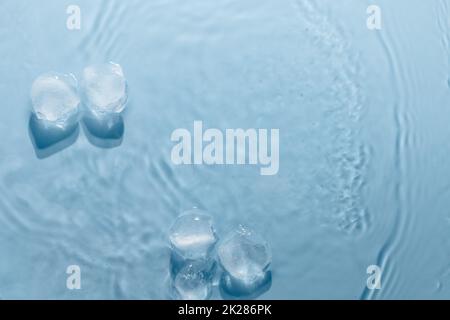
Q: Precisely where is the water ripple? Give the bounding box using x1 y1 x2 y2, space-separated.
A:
293 0 369 235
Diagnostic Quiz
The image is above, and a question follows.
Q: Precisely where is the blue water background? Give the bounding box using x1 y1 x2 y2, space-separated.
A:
1 0 450 299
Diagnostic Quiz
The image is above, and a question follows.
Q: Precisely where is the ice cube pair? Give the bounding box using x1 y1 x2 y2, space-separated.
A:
30 62 127 127
169 209 272 300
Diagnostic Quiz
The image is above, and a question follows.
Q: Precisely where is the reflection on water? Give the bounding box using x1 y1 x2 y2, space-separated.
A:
29 110 125 158
169 254 216 300
169 251 216 281
28 113 79 159
82 111 124 149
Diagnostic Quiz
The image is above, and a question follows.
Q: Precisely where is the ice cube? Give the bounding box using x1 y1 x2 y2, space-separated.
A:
169 209 218 260
172 262 212 300
170 249 217 282
81 62 128 114
30 72 80 126
217 225 271 286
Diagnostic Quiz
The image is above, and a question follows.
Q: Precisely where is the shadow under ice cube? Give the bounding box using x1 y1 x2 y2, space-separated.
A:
82 111 124 149
28 113 79 159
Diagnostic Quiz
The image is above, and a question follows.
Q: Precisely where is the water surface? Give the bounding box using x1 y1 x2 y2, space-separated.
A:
0 0 449 299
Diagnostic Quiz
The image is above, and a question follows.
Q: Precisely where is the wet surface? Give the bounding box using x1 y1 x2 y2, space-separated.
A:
0 0 449 299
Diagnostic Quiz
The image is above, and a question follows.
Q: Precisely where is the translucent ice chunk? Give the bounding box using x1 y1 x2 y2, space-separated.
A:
30 73 80 126
169 209 218 260
81 62 128 114
217 225 271 286
173 262 212 300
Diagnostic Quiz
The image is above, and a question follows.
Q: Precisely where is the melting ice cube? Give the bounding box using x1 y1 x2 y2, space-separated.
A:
81 62 128 114
217 225 271 286
169 209 218 260
172 262 212 300
30 72 80 126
